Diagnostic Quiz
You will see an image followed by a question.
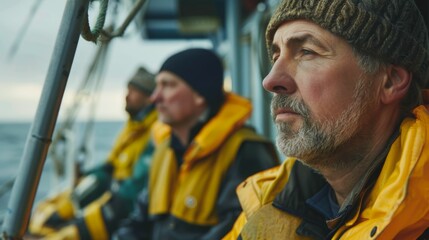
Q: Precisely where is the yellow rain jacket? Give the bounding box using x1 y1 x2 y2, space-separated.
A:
107 107 158 180
225 105 429 240
114 93 279 240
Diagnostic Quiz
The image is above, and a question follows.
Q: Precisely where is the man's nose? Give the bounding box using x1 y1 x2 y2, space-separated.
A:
262 59 297 95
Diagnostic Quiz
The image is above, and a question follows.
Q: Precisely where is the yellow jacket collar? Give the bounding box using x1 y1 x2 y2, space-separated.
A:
334 105 429 238
127 108 158 129
188 92 251 158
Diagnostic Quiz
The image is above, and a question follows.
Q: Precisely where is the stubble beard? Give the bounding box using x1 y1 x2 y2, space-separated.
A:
272 77 373 169
126 105 139 118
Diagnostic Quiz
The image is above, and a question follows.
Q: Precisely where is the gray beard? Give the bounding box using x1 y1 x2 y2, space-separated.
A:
272 77 373 169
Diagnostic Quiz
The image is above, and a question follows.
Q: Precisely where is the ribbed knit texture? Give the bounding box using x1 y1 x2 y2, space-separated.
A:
266 0 429 87
128 67 156 95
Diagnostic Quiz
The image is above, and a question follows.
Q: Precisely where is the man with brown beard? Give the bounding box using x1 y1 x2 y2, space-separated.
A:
224 0 429 239
29 67 158 240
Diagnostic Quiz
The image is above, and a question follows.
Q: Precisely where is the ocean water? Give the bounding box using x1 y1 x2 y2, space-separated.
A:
0 121 124 222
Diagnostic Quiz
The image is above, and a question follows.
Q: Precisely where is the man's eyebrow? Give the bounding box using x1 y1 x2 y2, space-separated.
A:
271 33 328 53
286 33 327 49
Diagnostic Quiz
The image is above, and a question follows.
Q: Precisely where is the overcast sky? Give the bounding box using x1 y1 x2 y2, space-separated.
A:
0 0 210 122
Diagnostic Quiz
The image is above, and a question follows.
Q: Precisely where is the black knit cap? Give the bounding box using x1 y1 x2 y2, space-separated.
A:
159 48 225 111
266 0 429 88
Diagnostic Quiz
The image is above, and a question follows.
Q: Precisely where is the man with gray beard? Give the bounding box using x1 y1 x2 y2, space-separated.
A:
224 0 429 239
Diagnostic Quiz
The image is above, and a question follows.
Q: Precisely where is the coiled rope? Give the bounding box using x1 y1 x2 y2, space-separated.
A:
81 0 109 43
81 0 147 43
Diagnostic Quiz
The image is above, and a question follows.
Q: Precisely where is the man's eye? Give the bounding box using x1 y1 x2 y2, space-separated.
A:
301 49 315 55
166 82 177 88
271 54 279 63
271 57 277 64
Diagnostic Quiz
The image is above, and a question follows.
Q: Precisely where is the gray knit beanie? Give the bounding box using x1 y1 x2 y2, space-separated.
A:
128 67 156 95
266 0 429 88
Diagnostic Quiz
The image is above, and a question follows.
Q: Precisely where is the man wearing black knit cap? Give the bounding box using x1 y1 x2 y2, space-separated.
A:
224 0 429 239
114 48 279 240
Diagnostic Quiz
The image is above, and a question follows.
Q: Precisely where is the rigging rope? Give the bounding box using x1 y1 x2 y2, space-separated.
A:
0 177 15 198
7 0 44 60
74 39 111 183
49 38 111 183
101 0 147 40
50 1 120 184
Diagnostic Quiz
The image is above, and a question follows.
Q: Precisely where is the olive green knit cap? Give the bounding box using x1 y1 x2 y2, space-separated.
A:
266 0 429 88
128 67 156 95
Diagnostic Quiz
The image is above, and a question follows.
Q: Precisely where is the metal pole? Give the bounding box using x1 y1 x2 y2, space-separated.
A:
2 0 90 238
226 0 242 94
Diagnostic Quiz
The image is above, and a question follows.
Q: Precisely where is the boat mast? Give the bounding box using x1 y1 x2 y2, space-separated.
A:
1 0 90 238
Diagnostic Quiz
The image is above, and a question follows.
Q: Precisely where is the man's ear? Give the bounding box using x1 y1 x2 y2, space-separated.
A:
194 93 206 106
380 65 411 104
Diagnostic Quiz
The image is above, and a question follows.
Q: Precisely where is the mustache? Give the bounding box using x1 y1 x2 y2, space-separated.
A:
271 95 311 119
